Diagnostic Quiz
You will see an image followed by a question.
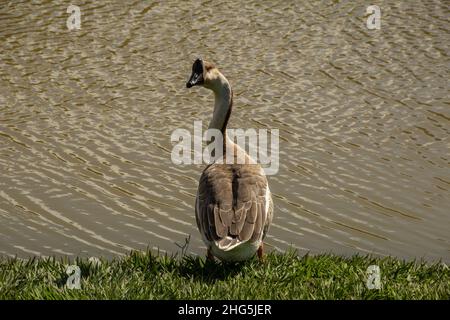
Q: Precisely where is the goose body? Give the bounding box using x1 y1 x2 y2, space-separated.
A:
186 58 273 261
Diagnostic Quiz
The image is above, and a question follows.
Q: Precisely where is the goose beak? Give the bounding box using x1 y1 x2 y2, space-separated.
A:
186 72 203 88
186 58 204 88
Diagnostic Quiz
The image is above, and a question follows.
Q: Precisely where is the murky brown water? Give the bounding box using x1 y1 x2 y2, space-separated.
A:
0 0 449 262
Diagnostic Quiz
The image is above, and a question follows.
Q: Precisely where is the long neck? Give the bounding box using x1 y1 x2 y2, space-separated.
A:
208 73 233 135
207 72 251 164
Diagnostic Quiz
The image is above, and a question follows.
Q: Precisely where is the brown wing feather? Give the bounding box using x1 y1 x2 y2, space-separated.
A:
196 163 270 246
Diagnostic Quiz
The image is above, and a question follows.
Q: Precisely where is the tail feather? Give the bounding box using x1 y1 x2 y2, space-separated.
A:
216 237 243 251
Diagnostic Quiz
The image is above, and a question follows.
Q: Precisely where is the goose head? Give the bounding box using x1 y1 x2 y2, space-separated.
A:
186 58 222 91
186 58 232 134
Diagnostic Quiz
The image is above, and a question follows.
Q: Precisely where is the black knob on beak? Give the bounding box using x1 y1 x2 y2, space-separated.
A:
186 58 204 88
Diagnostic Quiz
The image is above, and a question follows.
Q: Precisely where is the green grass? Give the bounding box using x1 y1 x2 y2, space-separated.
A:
0 250 448 299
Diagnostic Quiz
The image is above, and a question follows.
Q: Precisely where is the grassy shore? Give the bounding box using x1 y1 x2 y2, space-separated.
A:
0 250 448 299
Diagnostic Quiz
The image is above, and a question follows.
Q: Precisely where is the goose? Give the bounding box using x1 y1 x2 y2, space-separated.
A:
186 58 273 262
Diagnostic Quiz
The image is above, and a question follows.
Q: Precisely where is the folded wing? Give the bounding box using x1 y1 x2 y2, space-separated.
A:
196 163 272 251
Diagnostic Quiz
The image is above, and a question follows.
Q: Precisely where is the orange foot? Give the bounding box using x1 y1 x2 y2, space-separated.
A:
257 243 264 261
207 248 215 261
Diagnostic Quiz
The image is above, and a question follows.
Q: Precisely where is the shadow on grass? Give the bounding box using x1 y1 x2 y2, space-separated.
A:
105 247 259 284
171 236 263 283
177 255 256 283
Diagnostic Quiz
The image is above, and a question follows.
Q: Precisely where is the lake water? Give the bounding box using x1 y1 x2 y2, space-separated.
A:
0 0 449 262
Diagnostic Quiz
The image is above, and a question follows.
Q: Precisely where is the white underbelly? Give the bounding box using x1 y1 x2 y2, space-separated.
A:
210 240 261 262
